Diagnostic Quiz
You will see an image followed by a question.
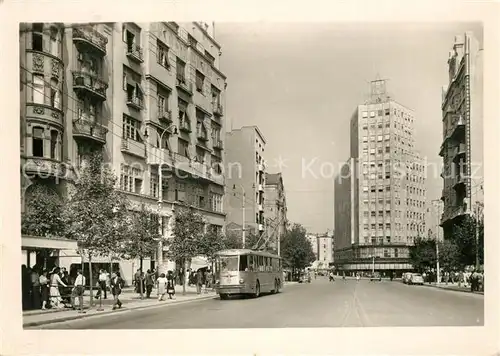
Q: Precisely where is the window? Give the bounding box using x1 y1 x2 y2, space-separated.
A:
195 70 204 93
384 249 390 258
158 95 167 115
50 130 58 159
50 31 59 57
370 111 375 117
370 211 376 217
150 173 159 198
122 115 142 141
50 79 60 109
176 58 186 82
123 26 136 52
178 138 190 157
156 39 170 68
239 255 249 271
362 111 368 118
32 23 43 51
32 127 44 157
362 136 368 143
378 110 383 116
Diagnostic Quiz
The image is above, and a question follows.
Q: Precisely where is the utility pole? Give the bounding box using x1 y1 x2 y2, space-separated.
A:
475 200 483 271
432 199 441 284
242 190 246 248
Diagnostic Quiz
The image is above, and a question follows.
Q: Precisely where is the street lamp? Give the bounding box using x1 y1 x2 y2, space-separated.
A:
431 199 442 284
145 124 178 274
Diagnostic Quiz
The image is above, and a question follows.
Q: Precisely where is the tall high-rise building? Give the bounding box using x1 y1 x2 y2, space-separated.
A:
334 79 427 275
224 126 267 240
263 172 288 253
20 22 227 282
439 32 483 238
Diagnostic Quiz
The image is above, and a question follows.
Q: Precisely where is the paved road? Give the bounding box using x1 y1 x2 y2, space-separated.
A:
38 278 483 329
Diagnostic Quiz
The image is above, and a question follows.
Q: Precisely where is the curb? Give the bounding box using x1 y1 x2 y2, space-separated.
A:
421 283 484 295
23 294 217 328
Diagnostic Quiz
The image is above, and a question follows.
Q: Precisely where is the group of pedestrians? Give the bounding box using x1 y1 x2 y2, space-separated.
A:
133 268 177 301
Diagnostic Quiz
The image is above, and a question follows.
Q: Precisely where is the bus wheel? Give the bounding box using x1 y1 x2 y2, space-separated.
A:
220 293 229 300
253 281 260 298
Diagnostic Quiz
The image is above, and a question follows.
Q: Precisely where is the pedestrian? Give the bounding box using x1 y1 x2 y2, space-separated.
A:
145 269 155 298
110 271 124 310
21 265 32 310
49 267 67 309
166 271 176 299
196 269 203 295
134 268 142 295
95 269 108 300
156 273 168 301
31 266 41 310
71 269 86 313
39 269 49 310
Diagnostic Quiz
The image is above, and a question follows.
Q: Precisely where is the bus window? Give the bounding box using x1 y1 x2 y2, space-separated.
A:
258 256 263 272
239 255 249 271
219 256 239 272
248 255 254 271
265 257 269 272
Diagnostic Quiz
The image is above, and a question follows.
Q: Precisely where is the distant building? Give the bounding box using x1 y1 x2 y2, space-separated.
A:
334 79 427 275
306 233 319 260
224 126 267 239
264 172 288 252
316 233 333 265
439 32 483 238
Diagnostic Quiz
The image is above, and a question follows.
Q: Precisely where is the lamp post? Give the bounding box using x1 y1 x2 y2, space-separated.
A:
431 199 442 284
146 124 178 274
233 184 246 247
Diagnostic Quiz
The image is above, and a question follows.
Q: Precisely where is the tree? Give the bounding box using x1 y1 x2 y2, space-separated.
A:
409 237 436 273
280 223 315 279
438 239 461 272
21 184 65 237
199 230 226 263
223 230 243 249
119 204 160 299
451 215 483 268
63 152 128 306
165 205 205 295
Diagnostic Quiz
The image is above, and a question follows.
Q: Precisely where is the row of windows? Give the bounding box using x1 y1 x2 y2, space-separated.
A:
30 126 62 160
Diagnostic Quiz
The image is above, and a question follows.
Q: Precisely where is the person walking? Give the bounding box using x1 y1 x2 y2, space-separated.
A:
156 273 168 301
31 266 41 310
110 271 124 310
71 269 86 313
95 270 108 300
49 267 67 309
39 269 49 310
196 269 203 295
145 269 155 298
166 271 176 299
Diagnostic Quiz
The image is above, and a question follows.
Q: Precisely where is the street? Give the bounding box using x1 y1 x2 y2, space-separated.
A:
36 278 483 329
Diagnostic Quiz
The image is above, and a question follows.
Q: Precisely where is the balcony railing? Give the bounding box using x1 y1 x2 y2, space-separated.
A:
197 130 208 141
213 102 224 116
158 109 172 123
72 71 108 101
452 143 467 163
72 26 108 55
73 119 107 144
126 44 144 63
213 139 223 149
179 120 192 133
126 96 144 110
453 173 467 190
176 74 193 94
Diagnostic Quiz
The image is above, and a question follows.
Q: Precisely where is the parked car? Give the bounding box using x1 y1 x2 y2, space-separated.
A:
370 272 382 281
409 273 424 285
402 272 413 284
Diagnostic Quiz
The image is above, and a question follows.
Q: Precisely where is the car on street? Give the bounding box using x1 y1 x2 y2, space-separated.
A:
408 273 424 285
370 272 382 281
402 272 413 284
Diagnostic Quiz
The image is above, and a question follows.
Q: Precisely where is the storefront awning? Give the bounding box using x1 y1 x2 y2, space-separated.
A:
22 235 78 250
190 256 210 271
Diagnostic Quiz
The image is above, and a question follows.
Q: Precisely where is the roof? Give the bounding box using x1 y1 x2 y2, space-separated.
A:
265 173 281 186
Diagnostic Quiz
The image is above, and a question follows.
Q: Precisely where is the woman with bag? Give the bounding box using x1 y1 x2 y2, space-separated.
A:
167 271 176 300
110 271 124 310
156 273 168 301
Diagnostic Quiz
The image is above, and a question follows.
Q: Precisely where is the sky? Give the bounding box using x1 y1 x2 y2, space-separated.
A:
216 22 483 234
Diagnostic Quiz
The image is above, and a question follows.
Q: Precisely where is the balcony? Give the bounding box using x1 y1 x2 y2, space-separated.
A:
258 162 265 172
126 45 144 63
26 103 63 128
213 103 224 116
72 71 108 101
258 224 264 231
258 204 264 211
258 184 264 192
196 130 209 142
213 139 223 150
453 173 467 190
452 143 467 163
176 75 193 95
72 26 108 56
73 119 108 144
449 115 466 141
121 138 146 158
171 154 224 186
23 157 69 180
126 96 144 110
158 109 172 124
179 120 192 133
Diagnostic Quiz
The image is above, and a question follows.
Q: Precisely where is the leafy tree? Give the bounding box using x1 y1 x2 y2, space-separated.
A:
199 230 226 263
21 184 65 237
438 239 461 272
119 203 160 299
280 223 315 278
451 215 484 268
245 230 262 249
223 230 243 249
409 237 436 273
63 152 128 305
165 205 205 295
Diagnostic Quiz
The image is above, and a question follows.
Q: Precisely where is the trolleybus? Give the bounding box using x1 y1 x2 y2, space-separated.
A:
214 249 283 299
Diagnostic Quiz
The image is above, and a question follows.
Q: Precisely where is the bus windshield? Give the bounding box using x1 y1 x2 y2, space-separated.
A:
218 256 239 272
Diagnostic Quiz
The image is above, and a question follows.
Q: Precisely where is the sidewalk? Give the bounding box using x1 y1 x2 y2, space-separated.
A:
23 285 216 327
422 282 484 295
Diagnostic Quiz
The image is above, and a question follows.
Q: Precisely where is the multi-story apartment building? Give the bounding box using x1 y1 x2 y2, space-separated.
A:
316 233 333 265
263 172 287 253
224 126 266 240
334 79 427 276
20 22 227 283
439 32 483 239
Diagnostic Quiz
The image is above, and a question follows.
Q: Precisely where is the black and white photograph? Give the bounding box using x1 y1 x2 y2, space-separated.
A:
1 1 499 355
